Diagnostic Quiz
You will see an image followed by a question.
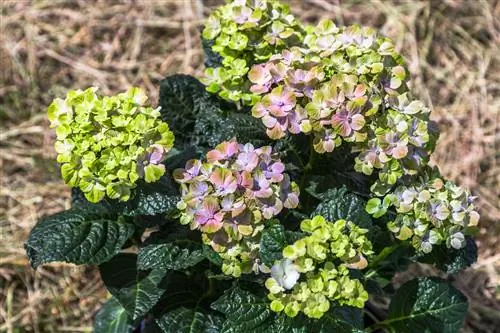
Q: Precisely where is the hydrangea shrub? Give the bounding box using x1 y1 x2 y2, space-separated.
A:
26 1 478 332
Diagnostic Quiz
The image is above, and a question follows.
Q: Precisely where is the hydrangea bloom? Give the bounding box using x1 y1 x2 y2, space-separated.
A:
366 174 480 254
265 216 372 318
202 0 304 104
48 87 174 202
174 140 300 277
243 20 437 192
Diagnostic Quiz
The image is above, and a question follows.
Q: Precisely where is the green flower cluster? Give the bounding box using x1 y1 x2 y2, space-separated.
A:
47 87 174 202
202 0 304 104
366 175 480 253
265 216 372 318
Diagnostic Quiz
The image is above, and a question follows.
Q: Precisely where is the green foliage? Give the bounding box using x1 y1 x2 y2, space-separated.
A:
212 287 363 333
93 297 135 333
312 186 372 229
100 253 168 320
383 277 468 333
156 307 223 333
25 206 134 268
138 240 207 271
260 224 288 267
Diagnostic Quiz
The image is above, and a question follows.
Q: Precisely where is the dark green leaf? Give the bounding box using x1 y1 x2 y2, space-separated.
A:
100 253 168 321
71 177 180 218
417 237 477 274
156 307 223 333
138 240 206 271
385 277 468 333
211 287 274 333
93 297 135 333
202 38 223 68
259 224 287 267
25 206 134 268
311 186 372 229
194 110 269 148
287 311 365 333
119 178 179 217
159 75 218 146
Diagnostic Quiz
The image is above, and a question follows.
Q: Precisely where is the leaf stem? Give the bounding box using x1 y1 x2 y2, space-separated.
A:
366 242 405 277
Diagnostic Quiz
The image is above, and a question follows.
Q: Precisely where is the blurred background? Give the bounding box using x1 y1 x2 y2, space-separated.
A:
0 0 498 332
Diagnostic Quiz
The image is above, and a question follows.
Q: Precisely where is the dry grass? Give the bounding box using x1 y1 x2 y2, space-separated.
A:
0 0 498 332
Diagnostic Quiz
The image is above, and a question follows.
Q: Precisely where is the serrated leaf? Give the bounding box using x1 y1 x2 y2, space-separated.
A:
288 312 365 333
72 177 180 218
417 237 477 274
100 253 168 321
260 224 287 267
194 110 269 148
93 297 135 333
385 277 468 333
211 287 274 333
155 307 223 333
25 206 134 268
138 240 206 271
159 75 218 146
311 186 372 229
119 178 179 216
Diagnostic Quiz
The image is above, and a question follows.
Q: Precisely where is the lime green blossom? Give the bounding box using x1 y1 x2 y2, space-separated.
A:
48 87 174 202
265 216 372 318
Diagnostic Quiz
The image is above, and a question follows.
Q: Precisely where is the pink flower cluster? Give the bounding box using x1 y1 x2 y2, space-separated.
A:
174 140 300 251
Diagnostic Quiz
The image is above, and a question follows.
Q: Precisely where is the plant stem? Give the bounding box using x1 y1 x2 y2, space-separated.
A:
365 242 405 277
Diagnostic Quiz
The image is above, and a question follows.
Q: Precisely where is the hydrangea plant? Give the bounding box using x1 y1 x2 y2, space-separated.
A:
26 1 478 332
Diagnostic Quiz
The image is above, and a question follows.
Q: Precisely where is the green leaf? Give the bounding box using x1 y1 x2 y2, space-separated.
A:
71 177 180 218
138 240 206 271
417 237 477 274
119 178 179 217
260 224 287 267
99 253 168 321
312 186 372 229
202 38 223 68
25 206 134 268
211 287 274 333
155 307 223 333
194 110 269 148
384 277 468 333
159 75 218 146
287 311 365 333
93 297 135 333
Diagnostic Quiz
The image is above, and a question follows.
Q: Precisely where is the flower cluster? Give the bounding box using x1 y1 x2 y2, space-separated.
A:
243 19 438 192
47 87 174 203
202 0 304 104
174 140 300 277
265 216 372 319
366 176 480 254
